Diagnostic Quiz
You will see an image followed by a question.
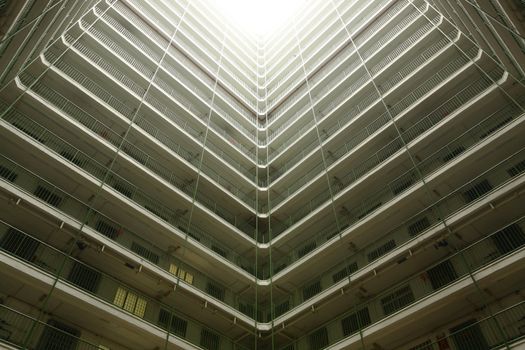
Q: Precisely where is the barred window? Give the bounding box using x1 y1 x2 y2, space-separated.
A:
113 287 147 318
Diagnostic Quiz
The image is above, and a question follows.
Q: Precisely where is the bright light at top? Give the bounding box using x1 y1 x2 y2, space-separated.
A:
209 0 307 37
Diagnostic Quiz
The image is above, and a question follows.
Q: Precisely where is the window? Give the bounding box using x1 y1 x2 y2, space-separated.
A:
341 307 371 336
131 242 159 264
0 165 18 182
239 302 255 318
112 181 132 198
35 320 80 350
478 116 512 139
492 223 525 254
274 300 290 318
309 327 329 350
0 228 39 261
200 328 220 350
67 261 101 293
408 217 430 237
158 308 187 338
211 244 227 258
95 220 120 240
462 179 492 203
59 151 84 167
34 185 62 207
507 160 525 177
169 264 194 284
303 280 322 301
113 287 147 318
357 202 382 219
381 285 414 316
449 319 489 350
367 239 396 262
205 282 225 301
145 204 169 221
426 260 457 290
297 241 317 258
442 145 465 162
12 121 46 143
122 144 146 165
332 262 358 283
392 177 414 195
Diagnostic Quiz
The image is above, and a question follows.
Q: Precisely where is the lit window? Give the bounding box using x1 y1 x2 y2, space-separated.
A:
169 263 194 284
113 287 147 318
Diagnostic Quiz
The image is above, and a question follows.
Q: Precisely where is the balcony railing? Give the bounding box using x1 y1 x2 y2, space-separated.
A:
1 96 255 271
0 151 258 310
0 222 250 350
265 0 395 103
57 36 259 179
266 33 466 187
265 48 478 222
0 304 108 349
84 14 258 135
264 96 524 292
280 223 525 349
266 5 434 146
125 1 257 94
17 71 257 233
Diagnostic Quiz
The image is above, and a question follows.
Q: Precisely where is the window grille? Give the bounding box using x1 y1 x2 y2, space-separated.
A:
34 185 62 207
131 242 159 264
205 282 225 301
341 307 371 336
113 287 147 318
169 264 194 284
0 228 39 261
274 300 290 317
158 308 187 337
35 320 80 350
309 327 329 350
211 244 227 258
0 165 18 182
462 179 492 203
426 260 457 290
303 280 322 301
368 239 396 262
449 319 489 350
200 328 220 350
408 217 430 237
332 262 357 283
95 220 119 240
67 261 101 293
380 285 414 316
492 223 525 254
112 181 132 198
507 159 525 177
297 241 317 258
392 177 414 195
442 145 465 162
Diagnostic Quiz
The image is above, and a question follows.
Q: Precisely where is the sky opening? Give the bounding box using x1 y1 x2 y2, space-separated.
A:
209 0 307 37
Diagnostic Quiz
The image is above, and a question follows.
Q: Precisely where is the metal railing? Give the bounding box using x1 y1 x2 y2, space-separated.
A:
0 223 250 350
49 40 258 184
263 100 524 292
0 304 106 349
266 6 434 147
0 152 258 311
279 218 525 348
264 47 479 219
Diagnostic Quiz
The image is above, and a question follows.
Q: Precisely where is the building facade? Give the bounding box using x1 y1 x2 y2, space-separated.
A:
1 0 525 349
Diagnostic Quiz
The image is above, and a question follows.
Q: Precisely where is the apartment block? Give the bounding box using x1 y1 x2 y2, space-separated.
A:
1 0 525 349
